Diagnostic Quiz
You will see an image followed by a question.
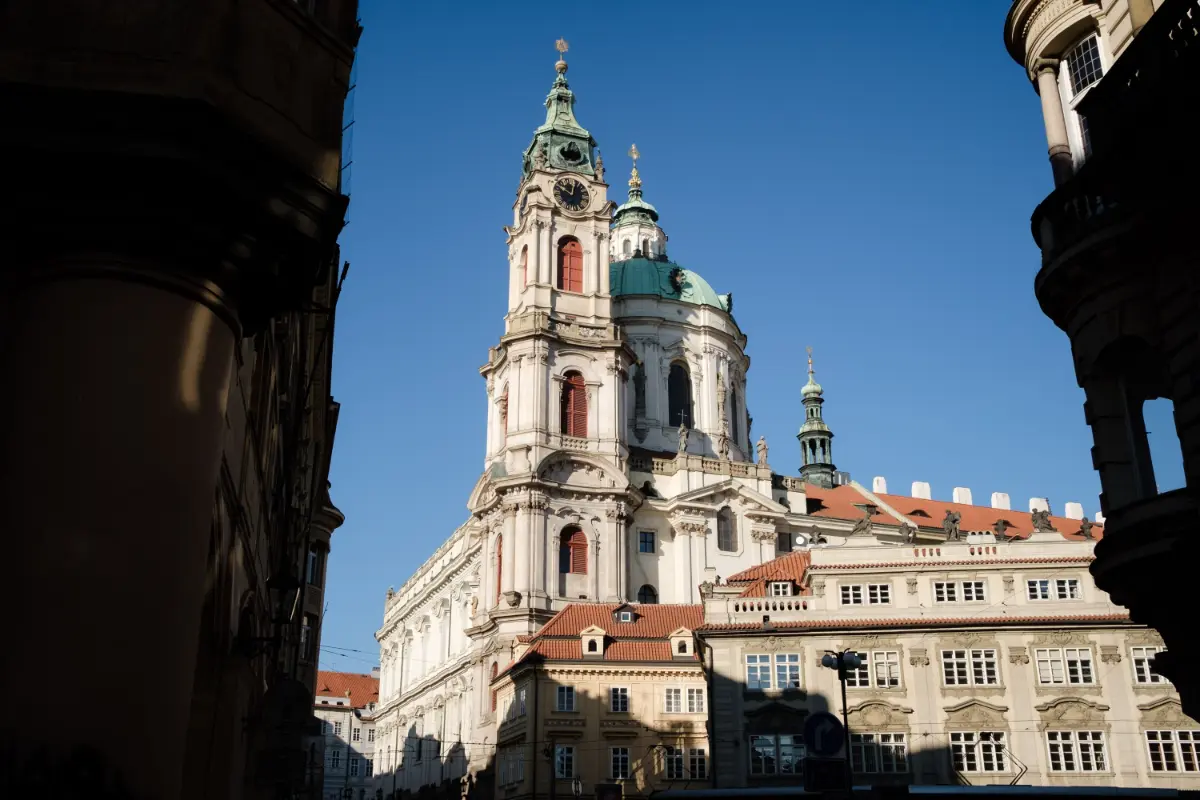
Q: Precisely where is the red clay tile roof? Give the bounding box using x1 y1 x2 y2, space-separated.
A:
509 603 704 667
726 550 813 597
697 613 1130 633
806 555 1094 571
315 670 380 709
804 483 1103 541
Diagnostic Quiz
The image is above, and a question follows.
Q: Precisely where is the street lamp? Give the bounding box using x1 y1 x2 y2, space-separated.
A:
820 649 861 789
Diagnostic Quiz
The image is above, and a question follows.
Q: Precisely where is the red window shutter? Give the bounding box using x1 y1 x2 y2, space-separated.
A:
562 373 587 438
558 239 583 293
569 530 588 575
495 535 503 602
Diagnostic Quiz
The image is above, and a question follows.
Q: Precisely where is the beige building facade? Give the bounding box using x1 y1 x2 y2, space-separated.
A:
315 671 382 800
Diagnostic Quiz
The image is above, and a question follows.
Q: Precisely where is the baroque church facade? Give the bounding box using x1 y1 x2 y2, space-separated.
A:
371 45 836 795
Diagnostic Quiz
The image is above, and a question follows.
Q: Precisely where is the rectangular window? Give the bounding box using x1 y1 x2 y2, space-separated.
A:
770 582 793 597
942 649 999 686
1028 578 1081 600
352 727 361 742
557 685 576 712
934 582 958 603
962 581 986 602
665 687 682 713
664 746 684 780
611 747 630 779
777 532 793 552
367 728 375 743
689 748 708 779
746 654 772 690
555 745 575 779
950 732 1008 773
334 721 343 736
1133 646 1168 685
1056 578 1082 599
1027 579 1051 600
610 686 630 712
872 651 902 688
841 585 864 605
867 583 891 604
330 748 342 770
687 687 706 713
1066 35 1104 97
843 651 871 688
518 687 527 716
350 758 360 777
639 531 655 554
851 733 908 774
749 734 806 776
1047 730 1107 772
1035 648 1094 685
306 546 322 585
365 759 373 777
774 653 802 690
1146 730 1200 772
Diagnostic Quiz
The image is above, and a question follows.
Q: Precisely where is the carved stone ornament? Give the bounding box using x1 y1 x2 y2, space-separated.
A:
909 648 930 667
847 701 914 731
1003 575 1014 594
898 522 917 543
750 527 778 543
504 591 522 608
1034 697 1111 730
851 510 873 537
1137 697 1200 729
698 581 715 599
812 579 826 598
1125 629 1166 647
470 596 479 618
1009 646 1030 666
942 510 962 542
943 699 1009 730
906 576 919 595
1100 645 1122 664
1031 509 1056 532
1031 631 1091 647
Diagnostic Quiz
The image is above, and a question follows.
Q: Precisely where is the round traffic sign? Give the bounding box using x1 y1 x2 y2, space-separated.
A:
803 711 846 758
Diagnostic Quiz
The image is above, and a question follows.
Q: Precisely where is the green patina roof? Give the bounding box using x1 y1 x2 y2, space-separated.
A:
609 257 731 313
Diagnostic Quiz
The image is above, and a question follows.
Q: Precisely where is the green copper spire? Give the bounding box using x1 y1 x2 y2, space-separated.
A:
522 39 597 179
797 347 836 488
612 143 660 228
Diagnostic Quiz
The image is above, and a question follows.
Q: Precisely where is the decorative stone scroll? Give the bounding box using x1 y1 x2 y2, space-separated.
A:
943 699 1009 730
1138 698 1200 729
906 576 919 595
909 648 930 667
847 701 914 731
1009 647 1030 666
1100 645 1122 664
1034 697 1111 731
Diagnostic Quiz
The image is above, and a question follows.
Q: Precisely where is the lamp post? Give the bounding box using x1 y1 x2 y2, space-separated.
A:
820 649 862 792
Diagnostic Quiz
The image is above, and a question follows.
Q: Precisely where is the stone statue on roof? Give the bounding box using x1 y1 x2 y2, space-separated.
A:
811 530 828 545
942 510 962 542
899 522 918 544
993 518 1020 541
677 422 689 456
1078 517 1095 540
756 435 769 465
717 430 730 461
851 510 873 537
595 150 605 181
1031 508 1056 532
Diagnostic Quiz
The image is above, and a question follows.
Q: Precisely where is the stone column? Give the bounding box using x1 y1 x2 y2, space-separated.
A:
597 232 611 295
514 499 532 602
540 221 552 285
604 507 622 601
591 533 602 600
1034 60 1074 186
501 507 517 597
0 261 237 798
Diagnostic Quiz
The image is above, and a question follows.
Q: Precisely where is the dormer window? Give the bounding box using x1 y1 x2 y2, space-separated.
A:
587 639 598 653
769 582 793 597
619 611 633 623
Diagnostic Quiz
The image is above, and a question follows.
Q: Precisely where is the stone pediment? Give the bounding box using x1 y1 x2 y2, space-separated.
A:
467 472 499 513
744 701 808 735
847 701 914 729
1138 697 1200 728
943 699 1009 729
536 452 627 491
664 479 786 516
1035 697 1111 729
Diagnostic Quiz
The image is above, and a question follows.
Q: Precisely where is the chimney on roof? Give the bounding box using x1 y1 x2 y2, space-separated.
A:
991 492 1011 510
952 487 973 505
872 476 888 494
911 481 931 500
762 615 773 631
1029 497 1050 513
371 666 381 680
1095 512 1106 524
1064 502 1084 520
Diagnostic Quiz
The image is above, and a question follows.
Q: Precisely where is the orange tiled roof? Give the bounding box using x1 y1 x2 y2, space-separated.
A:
697 613 1131 634
726 550 813 598
807 555 1094 571
523 639 686 662
315 670 379 709
510 603 704 668
804 484 1103 541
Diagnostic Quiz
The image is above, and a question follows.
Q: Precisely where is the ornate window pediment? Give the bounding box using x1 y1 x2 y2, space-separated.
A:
943 699 1009 730
1034 697 1111 730
847 700 913 730
1137 697 1200 729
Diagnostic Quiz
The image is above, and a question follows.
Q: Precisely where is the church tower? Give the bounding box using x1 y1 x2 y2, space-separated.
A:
474 41 634 638
797 348 836 488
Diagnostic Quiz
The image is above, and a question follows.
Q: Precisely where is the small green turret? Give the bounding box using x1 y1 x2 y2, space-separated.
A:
797 347 836 488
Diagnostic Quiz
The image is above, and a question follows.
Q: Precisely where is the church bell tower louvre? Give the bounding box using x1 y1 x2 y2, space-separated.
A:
474 41 636 636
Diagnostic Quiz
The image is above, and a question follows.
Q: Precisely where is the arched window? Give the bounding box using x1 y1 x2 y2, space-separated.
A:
731 387 741 445
494 534 503 602
490 662 499 712
637 584 658 604
717 507 737 552
587 639 598 653
559 527 588 574
519 246 528 288
641 238 649 255
561 372 588 437
623 239 632 257
668 363 692 427
677 639 688 654
557 237 583 293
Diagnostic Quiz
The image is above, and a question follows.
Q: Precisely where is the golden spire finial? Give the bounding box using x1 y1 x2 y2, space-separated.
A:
555 38 569 73
627 143 642 190
806 345 814 375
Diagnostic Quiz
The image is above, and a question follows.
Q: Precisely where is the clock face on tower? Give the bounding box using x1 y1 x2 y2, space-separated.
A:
554 177 590 212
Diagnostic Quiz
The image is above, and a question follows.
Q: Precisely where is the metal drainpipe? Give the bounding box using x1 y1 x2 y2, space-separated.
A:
700 635 717 788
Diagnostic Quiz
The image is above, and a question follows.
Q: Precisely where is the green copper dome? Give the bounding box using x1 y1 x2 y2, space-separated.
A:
609 257 731 312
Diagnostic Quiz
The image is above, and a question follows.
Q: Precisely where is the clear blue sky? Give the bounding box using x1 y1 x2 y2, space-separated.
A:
318 0 1184 672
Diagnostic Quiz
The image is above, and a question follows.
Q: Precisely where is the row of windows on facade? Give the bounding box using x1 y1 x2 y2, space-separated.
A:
500 728 1199 782
740 645 1168 692
494 683 706 722
828 577 1086 606
323 748 373 777
323 719 376 742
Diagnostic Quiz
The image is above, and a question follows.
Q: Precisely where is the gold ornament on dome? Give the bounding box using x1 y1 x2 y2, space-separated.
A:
556 38 569 55
627 143 642 189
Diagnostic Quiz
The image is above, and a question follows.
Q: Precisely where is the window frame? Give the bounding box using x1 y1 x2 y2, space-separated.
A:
611 746 631 780
1132 646 1168 685
610 686 631 713
664 687 682 714
748 733 806 776
941 648 1000 687
555 745 576 779
851 732 909 774
664 745 685 780
840 584 864 606
1027 577 1082 601
1046 730 1108 773
638 531 656 554
867 583 891 605
745 653 772 690
687 686 706 713
717 506 738 552
1146 730 1200 773
557 685 576 712
1035 647 1095 686
770 582 793 597
689 747 708 780
560 371 588 438
950 731 1008 773
1057 33 1107 164
557 237 584 293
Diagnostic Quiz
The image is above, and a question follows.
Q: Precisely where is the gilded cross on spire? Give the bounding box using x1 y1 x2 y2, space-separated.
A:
627 143 642 190
806 345 814 374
